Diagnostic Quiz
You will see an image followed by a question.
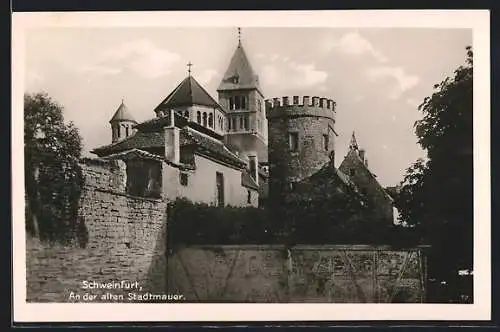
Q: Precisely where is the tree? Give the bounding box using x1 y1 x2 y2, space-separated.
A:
24 92 84 243
396 46 473 286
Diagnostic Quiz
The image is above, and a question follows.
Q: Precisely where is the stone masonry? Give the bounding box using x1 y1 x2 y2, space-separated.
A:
26 157 168 302
266 96 336 202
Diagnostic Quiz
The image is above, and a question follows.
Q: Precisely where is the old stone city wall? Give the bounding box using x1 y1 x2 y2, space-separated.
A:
26 158 428 303
26 158 168 302
167 245 428 303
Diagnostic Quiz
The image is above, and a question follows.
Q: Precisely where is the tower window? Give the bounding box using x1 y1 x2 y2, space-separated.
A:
323 134 329 151
125 126 129 137
208 113 214 128
234 96 241 110
289 132 299 152
239 116 244 129
232 117 237 131
228 117 232 130
241 96 246 109
257 100 262 112
244 116 249 130
197 111 201 124
247 190 252 204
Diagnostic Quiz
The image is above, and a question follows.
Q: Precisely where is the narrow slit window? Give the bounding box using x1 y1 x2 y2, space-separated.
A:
323 134 329 151
289 132 299 152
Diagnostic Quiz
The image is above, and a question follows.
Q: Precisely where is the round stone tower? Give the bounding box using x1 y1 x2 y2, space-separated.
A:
266 95 337 203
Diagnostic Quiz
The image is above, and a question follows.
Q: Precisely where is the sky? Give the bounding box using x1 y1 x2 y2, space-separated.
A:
24 27 472 187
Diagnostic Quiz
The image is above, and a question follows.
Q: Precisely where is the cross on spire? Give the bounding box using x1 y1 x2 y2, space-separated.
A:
349 131 359 150
187 61 193 76
237 27 241 46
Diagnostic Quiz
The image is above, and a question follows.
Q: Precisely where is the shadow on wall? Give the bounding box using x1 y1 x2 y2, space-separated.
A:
25 216 169 303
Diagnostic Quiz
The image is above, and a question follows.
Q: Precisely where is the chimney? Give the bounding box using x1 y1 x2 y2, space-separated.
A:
248 154 259 186
164 109 180 164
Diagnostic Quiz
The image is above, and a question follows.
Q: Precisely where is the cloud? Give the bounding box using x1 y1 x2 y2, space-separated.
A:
260 65 279 86
196 69 218 85
324 32 389 63
290 63 328 87
261 57 328 89
405 98 420 107
78 39 181 79
76 64 122 76
366 66 420 99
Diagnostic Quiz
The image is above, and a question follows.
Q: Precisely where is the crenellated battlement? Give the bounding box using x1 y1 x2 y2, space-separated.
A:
265 96 337 121
265 96 336 111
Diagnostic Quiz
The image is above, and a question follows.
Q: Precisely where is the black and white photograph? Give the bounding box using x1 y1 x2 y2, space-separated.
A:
13 10 490 322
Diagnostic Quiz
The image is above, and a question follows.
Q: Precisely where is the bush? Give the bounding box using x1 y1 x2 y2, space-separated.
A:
166 198 422 249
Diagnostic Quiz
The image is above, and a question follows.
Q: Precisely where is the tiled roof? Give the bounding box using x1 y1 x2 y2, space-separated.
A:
100 148 163 161
241 170 259 190
154 76 222 111
91 131 165 157
110 100 136 123
182 127 247 168
217 43 261 93
92 125 247 169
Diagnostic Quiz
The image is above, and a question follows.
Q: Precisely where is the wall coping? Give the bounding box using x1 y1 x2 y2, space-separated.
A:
86 186 165 203
177 244 432 251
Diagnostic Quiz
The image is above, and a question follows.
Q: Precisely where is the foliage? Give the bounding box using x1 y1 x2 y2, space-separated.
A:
167 197 421 249
395 46 473 281
24 92 85 244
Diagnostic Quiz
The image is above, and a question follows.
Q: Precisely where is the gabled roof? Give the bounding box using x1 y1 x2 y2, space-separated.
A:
217 43 261 93
182 127 247 169
109 100 137 123
91 123 247 169
100 148 164 162
154 76 222 111
91 131 165 157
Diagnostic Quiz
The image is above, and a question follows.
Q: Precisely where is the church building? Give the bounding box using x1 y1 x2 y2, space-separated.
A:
91 35 265 207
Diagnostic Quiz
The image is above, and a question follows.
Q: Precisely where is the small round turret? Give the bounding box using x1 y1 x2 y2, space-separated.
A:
109 99 137 143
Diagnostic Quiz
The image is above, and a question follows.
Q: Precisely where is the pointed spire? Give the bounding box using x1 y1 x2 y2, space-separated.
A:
349 131 359 150
217 32 261 93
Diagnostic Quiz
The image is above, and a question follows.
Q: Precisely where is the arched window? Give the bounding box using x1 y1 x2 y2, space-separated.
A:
208 113 214 128
232 117 237 131
241 96 246 109
234 96 241 110
244 116 249 130
202 112 207 127
228 117 232 130
197 111 201 124
116 126 121 138
125 125 129 137
239 116 244 129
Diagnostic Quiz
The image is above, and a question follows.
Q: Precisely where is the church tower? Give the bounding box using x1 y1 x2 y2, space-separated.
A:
217 28 268 163
109 99 137 143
